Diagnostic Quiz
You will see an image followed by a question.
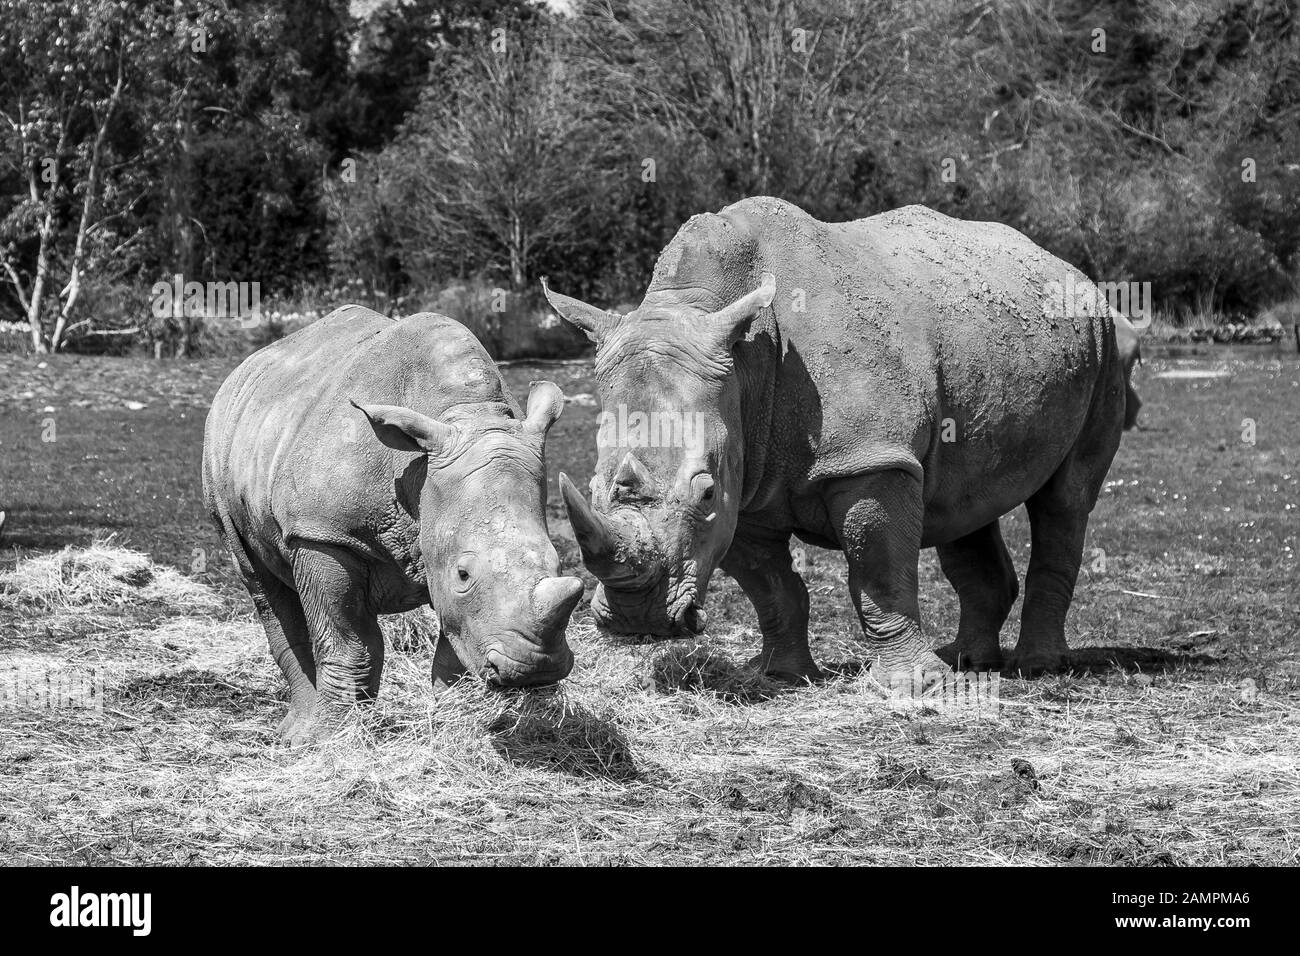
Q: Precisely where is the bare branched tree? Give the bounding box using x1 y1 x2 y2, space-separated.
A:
393 31 613 291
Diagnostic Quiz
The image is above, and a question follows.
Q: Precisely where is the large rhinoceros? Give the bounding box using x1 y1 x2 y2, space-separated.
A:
203 306 583 744
543 197 1139 685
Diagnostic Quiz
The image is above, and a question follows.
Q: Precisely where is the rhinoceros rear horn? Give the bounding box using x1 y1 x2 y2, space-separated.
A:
706 271 777 349
612 451 652 495
540 277 622 344
559 471 622 574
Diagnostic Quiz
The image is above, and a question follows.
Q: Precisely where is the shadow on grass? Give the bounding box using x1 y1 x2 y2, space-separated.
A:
487 695 638 782
0 506 130 554
1064 645 1218 673
818 659 869 680
649 644 796 705
1008 646 1219 677
930 642 1218 678
117 668 275 715
817 644 1216 685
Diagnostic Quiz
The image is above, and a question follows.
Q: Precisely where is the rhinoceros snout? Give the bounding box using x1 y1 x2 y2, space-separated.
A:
475 576 581 688
483 645 574 688
588 583 706 639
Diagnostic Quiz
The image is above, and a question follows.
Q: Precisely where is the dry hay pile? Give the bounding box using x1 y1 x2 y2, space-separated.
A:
0 538 222 616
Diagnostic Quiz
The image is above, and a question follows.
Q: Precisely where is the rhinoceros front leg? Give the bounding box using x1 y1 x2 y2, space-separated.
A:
431 632 468 693
720 530 823 683
290 543 386 744
825 472 949 692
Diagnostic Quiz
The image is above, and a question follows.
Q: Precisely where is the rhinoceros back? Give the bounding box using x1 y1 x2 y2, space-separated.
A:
203 305 516 573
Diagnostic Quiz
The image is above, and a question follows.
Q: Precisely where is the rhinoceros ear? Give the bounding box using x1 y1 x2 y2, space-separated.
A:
350 400 457 457
541 277 622 344
523 380 565 435
706 272 776 350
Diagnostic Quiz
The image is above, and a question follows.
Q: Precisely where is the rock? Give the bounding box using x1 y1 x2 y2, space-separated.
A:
1011 757 1038 784
1240 677 1259 703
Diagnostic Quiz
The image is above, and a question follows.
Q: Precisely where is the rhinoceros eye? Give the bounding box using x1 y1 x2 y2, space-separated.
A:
454 555 478 591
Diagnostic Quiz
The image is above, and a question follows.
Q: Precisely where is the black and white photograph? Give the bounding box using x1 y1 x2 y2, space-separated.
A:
0 0 1295 903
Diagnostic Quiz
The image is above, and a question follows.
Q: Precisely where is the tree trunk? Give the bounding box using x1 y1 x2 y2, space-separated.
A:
24 121 68 355
50 67 125 352
175 103 195 358
509 213 525 291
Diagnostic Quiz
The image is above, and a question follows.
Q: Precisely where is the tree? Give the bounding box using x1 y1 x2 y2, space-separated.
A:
0 0 329 354
389 27 613 291
0 0 135 352
573 0 924 219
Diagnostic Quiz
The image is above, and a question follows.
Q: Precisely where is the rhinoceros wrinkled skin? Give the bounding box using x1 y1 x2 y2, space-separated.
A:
545 197 1139 685
203 305 583 745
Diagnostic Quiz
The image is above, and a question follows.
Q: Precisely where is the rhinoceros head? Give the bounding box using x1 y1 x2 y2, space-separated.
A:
543 273 775 638
352 382 582 686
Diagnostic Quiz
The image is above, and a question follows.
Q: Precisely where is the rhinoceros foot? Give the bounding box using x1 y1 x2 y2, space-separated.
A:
868 650 951 697
277 710 319 748
934 641 1005 672
277 706 350 748
1002 649 1072 678
747 650 824 685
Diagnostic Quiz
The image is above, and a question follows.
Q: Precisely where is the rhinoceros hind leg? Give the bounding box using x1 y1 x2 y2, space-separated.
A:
1008 470 1103 677
935 520 1018 671
291 543 386 733
825 472 949 691
1006 515 1085 676
721 530 823 683
225 532 317 742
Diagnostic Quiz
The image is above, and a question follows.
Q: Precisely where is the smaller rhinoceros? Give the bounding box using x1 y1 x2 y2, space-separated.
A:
203 306 583 745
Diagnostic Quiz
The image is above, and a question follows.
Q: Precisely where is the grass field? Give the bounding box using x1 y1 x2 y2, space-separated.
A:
0 350 1297 865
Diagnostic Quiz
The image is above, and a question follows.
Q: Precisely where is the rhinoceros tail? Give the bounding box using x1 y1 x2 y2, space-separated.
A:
1122 338 1142 431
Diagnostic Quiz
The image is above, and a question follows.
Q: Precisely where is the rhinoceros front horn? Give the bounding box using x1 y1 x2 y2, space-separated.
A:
559 472 623 575
531 575 584 650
